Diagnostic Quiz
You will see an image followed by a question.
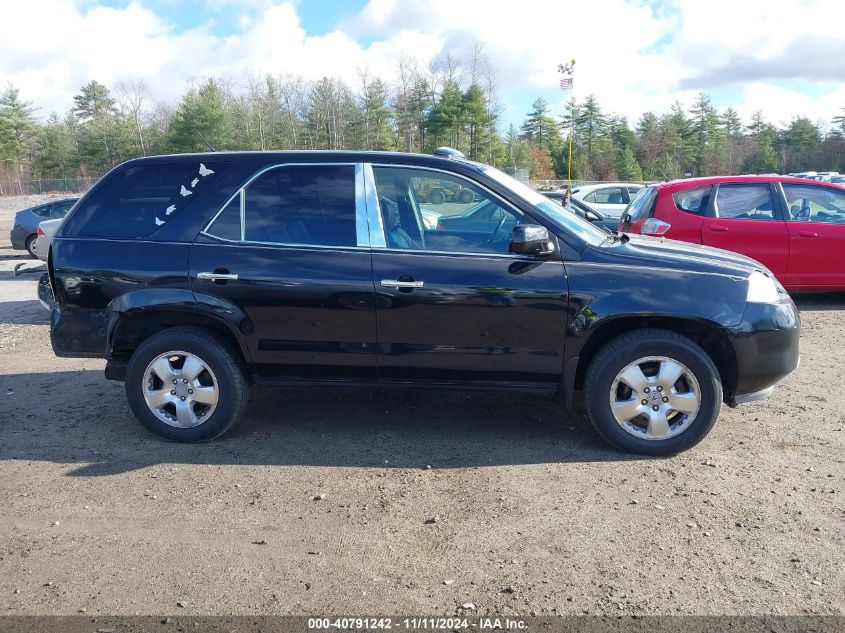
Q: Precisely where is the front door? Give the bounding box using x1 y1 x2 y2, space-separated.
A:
781 182 845 290
701 182 789 278
191 163 378 381
367 164 569 386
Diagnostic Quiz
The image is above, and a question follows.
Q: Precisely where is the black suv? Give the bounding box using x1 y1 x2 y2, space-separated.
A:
47 150 800 455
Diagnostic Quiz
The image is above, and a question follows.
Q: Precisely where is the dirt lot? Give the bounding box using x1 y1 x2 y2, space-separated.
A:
0 195 842 617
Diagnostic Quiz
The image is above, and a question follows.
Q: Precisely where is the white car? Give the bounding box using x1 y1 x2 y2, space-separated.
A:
34 217 63 262
570 183 643 219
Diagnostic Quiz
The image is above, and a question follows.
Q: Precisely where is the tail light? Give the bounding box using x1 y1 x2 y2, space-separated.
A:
37 226 45 237
641 218 671 236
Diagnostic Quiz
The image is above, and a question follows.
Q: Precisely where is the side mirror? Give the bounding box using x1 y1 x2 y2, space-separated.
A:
585 210 602 222
510 224 554 257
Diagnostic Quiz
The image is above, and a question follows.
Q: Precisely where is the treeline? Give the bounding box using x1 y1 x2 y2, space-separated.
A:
2 49 845 186
515 94 845 181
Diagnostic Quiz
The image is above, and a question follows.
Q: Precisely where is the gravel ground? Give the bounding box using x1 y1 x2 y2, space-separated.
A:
0 195 842 617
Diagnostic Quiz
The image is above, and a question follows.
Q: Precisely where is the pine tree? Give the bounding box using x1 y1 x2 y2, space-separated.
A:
167 79 234 152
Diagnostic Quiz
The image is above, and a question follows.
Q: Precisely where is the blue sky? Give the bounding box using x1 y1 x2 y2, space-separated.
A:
3 0 844 129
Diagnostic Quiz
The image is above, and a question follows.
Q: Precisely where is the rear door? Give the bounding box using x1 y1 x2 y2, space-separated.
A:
191 163 378 381
780 182 845 290
701 182 789 277
367 164 569 387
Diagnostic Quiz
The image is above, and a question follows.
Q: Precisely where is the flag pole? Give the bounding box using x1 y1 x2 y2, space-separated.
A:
568 61 575 201
558 59 576 203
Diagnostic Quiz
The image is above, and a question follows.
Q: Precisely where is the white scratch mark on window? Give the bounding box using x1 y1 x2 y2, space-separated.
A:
191 178 199 187
155 217 165 226
199 163 214 177
180 185 192 197
165 204 176 216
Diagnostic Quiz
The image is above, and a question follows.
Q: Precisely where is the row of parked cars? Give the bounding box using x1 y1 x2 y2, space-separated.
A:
544 174 845 293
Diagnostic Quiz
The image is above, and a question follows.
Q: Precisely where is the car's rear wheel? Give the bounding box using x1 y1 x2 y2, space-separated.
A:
25 235 38 258
584 328 722 456
429 189 445 204
125 327 248 441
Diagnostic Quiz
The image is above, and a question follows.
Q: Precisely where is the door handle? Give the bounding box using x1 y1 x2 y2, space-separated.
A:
197 271 239 281
797 230 818 238
380 279 424 289
709 225 729 232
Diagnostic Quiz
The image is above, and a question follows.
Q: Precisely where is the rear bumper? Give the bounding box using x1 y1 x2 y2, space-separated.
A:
38 273 55 310
10 224 30 250
725 299 800 403
50 304 113 358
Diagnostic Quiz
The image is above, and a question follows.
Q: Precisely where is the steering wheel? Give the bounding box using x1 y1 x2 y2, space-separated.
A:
488 214 509 245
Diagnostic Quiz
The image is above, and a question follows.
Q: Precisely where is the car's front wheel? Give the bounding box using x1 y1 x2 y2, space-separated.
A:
125 327 248 441
584 328 722 456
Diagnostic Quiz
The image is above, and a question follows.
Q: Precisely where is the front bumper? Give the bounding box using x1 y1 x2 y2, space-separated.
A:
725 299 800 404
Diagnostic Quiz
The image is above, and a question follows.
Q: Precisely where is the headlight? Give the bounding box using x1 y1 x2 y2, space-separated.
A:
746 270 780 303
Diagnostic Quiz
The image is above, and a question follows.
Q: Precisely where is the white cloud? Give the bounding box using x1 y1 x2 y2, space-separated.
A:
1 0 843 129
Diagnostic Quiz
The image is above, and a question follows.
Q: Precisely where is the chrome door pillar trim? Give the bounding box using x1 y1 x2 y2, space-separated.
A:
363 163 387 248
355 163 370 247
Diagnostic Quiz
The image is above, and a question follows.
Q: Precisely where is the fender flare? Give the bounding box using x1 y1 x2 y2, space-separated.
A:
106 289 253 363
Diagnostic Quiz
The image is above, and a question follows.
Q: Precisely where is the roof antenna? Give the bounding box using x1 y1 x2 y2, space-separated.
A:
195 129 217 152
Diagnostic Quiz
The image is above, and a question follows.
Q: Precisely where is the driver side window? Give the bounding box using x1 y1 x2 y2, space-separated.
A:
372 166 525 255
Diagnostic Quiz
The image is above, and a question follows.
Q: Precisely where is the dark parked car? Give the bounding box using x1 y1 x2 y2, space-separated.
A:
47 151 800 455
9 197 78 257
543 191 619 232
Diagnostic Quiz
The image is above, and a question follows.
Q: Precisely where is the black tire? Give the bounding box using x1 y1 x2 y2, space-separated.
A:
430 189 445 204
125 327 248 441
25 234 38 258
458 189 474 204
583 328 722 456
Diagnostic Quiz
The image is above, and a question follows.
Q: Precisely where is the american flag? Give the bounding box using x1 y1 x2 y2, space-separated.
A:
559 77 573 91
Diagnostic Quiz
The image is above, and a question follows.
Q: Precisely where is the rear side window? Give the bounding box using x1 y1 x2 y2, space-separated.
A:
626 187 657 221
49 200 75 217
585 187 625 204
672 186 711 215
242 165 356 247
714 184 775 220
62 161 226 238
31 205 49 217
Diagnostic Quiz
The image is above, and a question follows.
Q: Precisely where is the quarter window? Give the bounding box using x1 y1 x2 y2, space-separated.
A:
783 184 845 224
242 165 356 247
372 166 525 255
62 161 227 238
207 195 241 241
714 184 775 220
672 186 711 216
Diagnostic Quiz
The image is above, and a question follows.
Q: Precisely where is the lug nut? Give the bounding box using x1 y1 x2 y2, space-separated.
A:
641 399 648 405
644 387 650 393
183 379 188 383
662 397 669 402
180 396 186 401
652 405 659 411
657 386 663 392
170 390 176 395
173 379 178 384
188 389 193 394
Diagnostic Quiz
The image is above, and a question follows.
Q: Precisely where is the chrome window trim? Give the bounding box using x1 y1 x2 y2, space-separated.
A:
354 163 370 247
363 163 387 248
200 162 361 248
239 189 245 241
373 247 561 262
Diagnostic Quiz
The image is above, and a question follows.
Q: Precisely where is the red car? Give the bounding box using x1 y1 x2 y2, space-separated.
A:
620 175 845 292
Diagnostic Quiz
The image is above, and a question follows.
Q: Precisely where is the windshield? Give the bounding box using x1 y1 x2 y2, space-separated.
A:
482 166 608 246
